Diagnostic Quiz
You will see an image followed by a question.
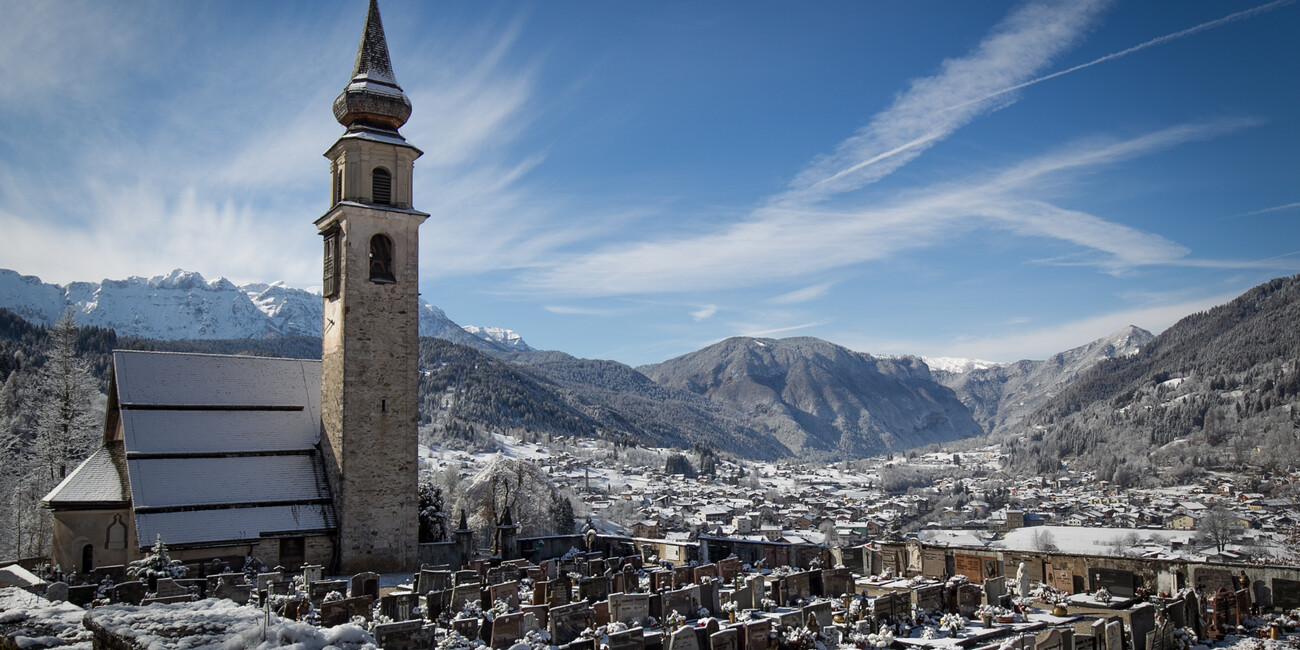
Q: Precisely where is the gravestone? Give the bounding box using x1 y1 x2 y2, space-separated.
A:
610 627 646 650
419 569 453 594
594 600 610 627
731 582 753 611
491 580 521 609
1184 590 1204 640
451 616 479 640
1075 633 1096 650
426 589 447 621
373 620 436 650
310 579 348 603
913 584 943 613
718 558 742 584
1036 628 1067 650
1090 619 1106 645
709 628 737 650
522 611 540 635
450 583 482 613
673 566 693 589
625 565 640 594
456 569 479 585
1233 589 1250 627
699 580 720 617
776 608 802 630
155 578 189 598
1104 619 1123 650
769 579 785 607
822 568 852 598
649 593 664 621
785 572 813 603
351 572 380 599
302 564 323 586
523 604 548 630
1090 569 1136 599
744 619 770 650
664 586 698 620
670 625 700 650
872 591 907 622
1273 578 1300 612
45 582 68 602
579 577 609 604
491 613 523 649
549 602 593 646
381 592 419 621
1129 603 1156 650
113 580 146 605
985 576 1007 605
67 584 98 607
256 571 283 593
321 595 375 627
695 564 718 583
566 639 598 650
1163 600 1185 629
267 580 294 597
611 593 652 625
803 600 833 630
957 584 982 618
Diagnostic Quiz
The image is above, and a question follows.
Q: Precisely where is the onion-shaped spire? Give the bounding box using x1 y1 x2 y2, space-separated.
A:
332 0 411 132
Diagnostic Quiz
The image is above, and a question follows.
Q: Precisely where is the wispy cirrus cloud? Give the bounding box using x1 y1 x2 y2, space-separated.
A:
691 304 718 321
524 120 1236 295
769 282 834 305
775 0 1109 207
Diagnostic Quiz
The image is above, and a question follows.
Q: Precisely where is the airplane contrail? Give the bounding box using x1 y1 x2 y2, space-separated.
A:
947 0 1295 113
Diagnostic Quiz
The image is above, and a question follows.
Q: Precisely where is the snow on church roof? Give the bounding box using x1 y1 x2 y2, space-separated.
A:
108 350 335 548
43 446 126 506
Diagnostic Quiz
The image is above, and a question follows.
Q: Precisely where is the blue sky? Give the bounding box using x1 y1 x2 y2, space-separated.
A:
1 1 1297 366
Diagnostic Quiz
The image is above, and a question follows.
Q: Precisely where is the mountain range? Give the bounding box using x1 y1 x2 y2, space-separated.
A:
0 267 1178 459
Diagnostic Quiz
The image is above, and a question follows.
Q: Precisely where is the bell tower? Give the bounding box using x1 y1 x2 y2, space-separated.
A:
317 0 426 573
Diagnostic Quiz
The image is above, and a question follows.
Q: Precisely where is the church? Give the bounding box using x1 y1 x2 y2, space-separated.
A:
42 0 424 575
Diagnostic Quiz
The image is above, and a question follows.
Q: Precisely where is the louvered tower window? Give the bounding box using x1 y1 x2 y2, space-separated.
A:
322 229 340 297
370 234 395 283
332 166 342 205
372 167 392 205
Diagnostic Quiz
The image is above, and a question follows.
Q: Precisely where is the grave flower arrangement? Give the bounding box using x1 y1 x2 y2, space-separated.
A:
920 626 938 640
865 625 895 648
722 601 740 614
781 625 822 650
938 613 966 634
761 598 776 612
484 598 511 622
521 628 551 650
665 609 685 629
437 630 483 650
1093 587 1112 604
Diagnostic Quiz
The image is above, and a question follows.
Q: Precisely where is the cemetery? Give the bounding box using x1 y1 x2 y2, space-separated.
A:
5 515 1300 650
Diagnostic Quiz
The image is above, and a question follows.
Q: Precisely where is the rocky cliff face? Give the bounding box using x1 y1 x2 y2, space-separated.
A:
932 325 1153 435
639 336 983 458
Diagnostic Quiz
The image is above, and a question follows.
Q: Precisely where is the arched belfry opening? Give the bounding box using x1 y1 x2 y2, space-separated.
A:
369 234 395 283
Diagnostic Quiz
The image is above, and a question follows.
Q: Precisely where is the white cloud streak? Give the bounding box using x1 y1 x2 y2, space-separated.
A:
769 282 834 305
944 0 1296 114
775 0 1108 206
691 305 719 321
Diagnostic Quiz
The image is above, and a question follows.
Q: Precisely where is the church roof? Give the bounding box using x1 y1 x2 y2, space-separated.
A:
109 350 336 549
43 446 127 507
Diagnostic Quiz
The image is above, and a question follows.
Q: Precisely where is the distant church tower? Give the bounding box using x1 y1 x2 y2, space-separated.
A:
317 0 426 573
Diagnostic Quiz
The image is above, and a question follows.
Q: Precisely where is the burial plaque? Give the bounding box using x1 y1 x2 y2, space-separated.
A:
491 613 523 649
670 625 700 650
610 628 646 650
1090 569 1136 598
1274 578 1300 611
611 593 652 625
373 620 436 650
549 602 593 646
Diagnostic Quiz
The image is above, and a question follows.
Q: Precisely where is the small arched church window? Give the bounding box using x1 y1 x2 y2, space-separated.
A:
372 167 392 205
370 234 395 283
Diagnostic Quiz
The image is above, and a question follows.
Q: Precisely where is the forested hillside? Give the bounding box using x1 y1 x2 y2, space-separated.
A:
1002 275 1300 485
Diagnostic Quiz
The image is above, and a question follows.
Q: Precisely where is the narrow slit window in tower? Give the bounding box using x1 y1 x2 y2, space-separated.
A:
322 229 340 297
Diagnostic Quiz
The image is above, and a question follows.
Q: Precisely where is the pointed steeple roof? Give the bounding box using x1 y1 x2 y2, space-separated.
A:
351 0 398 87
333 0 412 133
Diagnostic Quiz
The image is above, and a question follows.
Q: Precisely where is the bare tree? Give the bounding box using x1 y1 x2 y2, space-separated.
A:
1197 506 1239 553
1031 528 1058 552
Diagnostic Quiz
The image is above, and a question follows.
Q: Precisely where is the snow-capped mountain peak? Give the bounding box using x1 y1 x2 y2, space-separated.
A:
462 325 533 351
922 356 1004 374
